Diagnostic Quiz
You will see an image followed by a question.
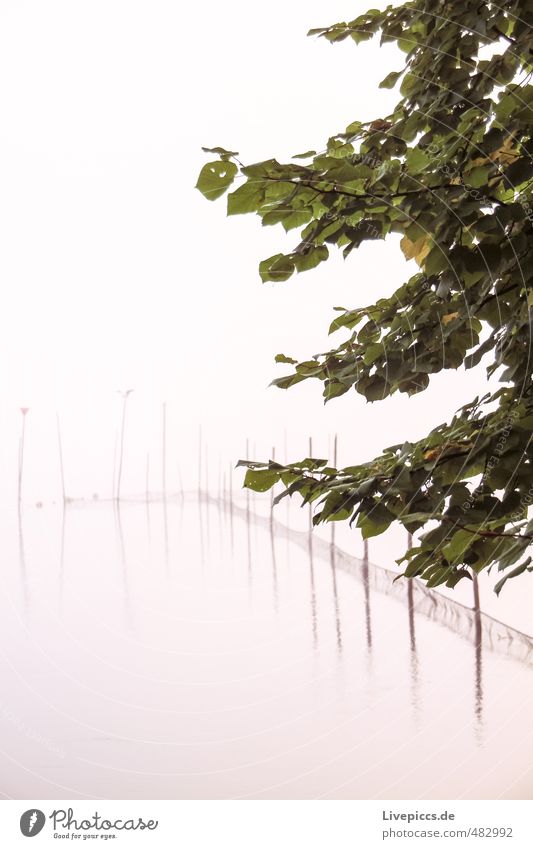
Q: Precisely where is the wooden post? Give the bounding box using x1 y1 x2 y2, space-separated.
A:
308 436 313 533
18 408 29 505
198 426 202 500
270 446 275 523
331 433 337 546
162 402 167 500
116 390 133 502
177 464 184 502
245 438 250 522
56 412 66 504
145 453 150 503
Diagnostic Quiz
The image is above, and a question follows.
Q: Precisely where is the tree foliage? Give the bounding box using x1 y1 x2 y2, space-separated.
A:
196 0 533 593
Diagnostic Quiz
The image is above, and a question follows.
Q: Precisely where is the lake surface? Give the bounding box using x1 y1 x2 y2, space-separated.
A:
0 496 532 799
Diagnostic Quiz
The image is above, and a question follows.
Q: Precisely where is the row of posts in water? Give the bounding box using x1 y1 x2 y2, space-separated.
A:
16 404 480 617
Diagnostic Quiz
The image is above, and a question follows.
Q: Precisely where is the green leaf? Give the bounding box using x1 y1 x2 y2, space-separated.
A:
466 166 489 189
243 468 279 492
494 558 533 596
196 160 238 201
379 70 402 89
201 146 239 160
505 157 533 186
227 181 264 215
270 373 306 390
405 148 429 175
259 254 295 283
362 375 389 402
294 245 329 272
357 504 395 538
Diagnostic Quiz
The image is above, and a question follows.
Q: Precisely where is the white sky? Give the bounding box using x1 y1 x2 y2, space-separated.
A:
0 0 490 502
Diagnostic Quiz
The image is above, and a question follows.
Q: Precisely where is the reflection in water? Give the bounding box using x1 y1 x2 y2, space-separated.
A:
59 505 67 609
362 538 372 653
329 544 343 654
406 532 419 717
204 443 210 537
474 610 483 736
162 494 169 571
7 496 533 799
246 498 252 588
308 528 318 650
114 503 132 629
228 462 234 552
145 454 151 543
197 493 205 568
407 579 421 720
472 572 484 736
269 446 279 613
331 434 338 548
269 512 279 615
17 505 29 609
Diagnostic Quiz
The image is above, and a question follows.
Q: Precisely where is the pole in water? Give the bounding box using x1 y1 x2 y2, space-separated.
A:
18 407 29 505
407 530 414 628
116 389 134 502
308 436 313 533
331 433 338 546
56 412 67 504
205 441 209 502
270 446 276 523
162 402 167 501
362 537 372 651
284 428 290 529
245 438 250 521
472 570 480 613
228 460 234 541
145 453 150 503
198 426 202 500
112 430 118 502
472 569 483 726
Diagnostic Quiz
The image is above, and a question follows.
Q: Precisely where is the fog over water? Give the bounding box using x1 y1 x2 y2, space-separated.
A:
2 498 532 799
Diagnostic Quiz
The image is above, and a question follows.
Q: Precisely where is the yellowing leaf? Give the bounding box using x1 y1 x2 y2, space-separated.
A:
442 312 459 326
469 137 518 171
490 135 517 166
423 441 473 461
423 448 443 461
400 235 431 266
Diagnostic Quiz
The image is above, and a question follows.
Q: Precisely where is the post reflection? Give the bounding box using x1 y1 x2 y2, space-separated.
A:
406 532 420 717
407 578 421 720
17 505 29 610
308 528 318 650
59 504 67 610
269 514 279 615
362 538 372 653
114 503 133 630
472 573 484 737
329 543 343 654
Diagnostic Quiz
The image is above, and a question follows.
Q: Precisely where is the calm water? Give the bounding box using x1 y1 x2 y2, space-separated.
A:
1 497 532 799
